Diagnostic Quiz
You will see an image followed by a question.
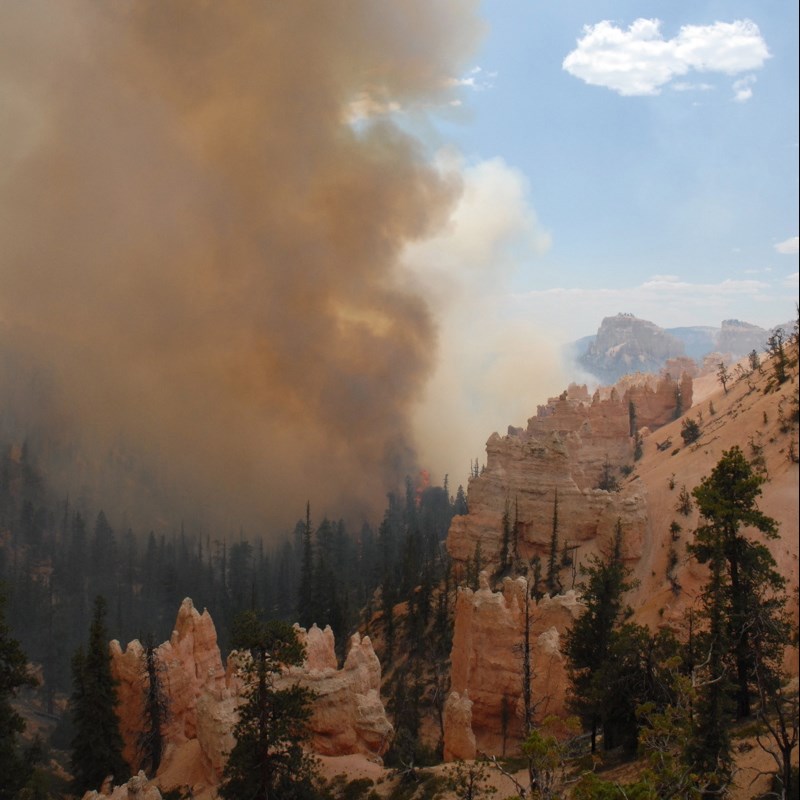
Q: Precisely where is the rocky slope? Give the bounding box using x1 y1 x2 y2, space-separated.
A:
443 345 799 758
447 371 692 572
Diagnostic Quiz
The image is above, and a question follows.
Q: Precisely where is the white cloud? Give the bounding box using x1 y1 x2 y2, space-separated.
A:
732 74 756 102
449 65 497 92
784 272 799 288
563 18 770 96
672 81 714 92
774 236 799 254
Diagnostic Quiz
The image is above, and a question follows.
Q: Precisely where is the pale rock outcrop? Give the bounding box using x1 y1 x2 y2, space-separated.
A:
444 575 584 758
111 598 230 775
81 771 162 800
111 600 392 783
447 372 686 572
443 691 476 761
579 313 686 383
277 627 393 757
716 318 770 358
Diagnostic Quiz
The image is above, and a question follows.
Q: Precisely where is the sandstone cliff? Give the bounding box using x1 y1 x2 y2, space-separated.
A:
447 372 690 572
444 573 583 760
110 599 392 787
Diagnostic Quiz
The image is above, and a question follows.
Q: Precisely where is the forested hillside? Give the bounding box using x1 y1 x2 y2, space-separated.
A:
0 446 465 713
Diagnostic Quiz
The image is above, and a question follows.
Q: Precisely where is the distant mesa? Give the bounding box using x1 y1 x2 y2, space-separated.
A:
571 313 787 384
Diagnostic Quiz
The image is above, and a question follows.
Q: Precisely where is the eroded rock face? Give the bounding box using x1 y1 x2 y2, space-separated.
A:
277 627 393 757
110 598 229 774
444 374 693 757
447 372 686 572
579 313 686 383
444 575 583 758
111 600 392 783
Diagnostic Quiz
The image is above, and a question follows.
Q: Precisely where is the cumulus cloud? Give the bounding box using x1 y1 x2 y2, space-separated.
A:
563 18 770 96
774 236 799 254
732 74 756 102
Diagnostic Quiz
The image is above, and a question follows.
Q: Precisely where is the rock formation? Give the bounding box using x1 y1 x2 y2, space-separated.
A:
579 313 686 383
443 370 693 760
110 599 233 778
110 599 392 784
444 573 583 759
716 318 769 358
447 373 688 571
81 771 162 800
278 625 394 756
444 339 799 761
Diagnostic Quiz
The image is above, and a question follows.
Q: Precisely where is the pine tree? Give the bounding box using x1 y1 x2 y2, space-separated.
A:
219 612 315 800
689 446 783 719
0 585 38 800
137 636 168 777
687 519 733 795
766 328 789 385
685 447 793 797
296 502 315 628
546 490 561 595
564 520 635 753
716 361 730 394
628 399 638 437
498 500 511 576
454 484 468 516
70 595 128 794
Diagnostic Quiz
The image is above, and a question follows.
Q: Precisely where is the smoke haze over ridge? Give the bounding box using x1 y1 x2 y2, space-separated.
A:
0 1 483 533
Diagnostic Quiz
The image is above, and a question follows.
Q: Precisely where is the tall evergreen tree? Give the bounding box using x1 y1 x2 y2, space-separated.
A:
686 517 733 795
689 446 784 719
454 484 468 516
564 520 635 753
546 490 561 595
0 585 37 800
498 499 511 576
137 636 168 777
219 612 315 800
70 595 128 794
688 447 789 795
296 502 315 628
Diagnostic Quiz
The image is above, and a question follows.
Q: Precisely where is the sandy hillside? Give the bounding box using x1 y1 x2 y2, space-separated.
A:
625 355 799 634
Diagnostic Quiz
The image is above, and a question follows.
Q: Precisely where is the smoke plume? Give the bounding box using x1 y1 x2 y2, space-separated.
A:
0 1 482 533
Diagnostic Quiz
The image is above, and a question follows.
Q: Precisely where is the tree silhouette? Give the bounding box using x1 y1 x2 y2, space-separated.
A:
219 611 315 800
70 596 127 795
0 585 38 799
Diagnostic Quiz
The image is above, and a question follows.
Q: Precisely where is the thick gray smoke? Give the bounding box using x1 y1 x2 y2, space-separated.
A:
0 1 482 533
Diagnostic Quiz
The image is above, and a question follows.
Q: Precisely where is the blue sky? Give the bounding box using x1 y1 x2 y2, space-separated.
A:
410 0 799 475
423 0 798 338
